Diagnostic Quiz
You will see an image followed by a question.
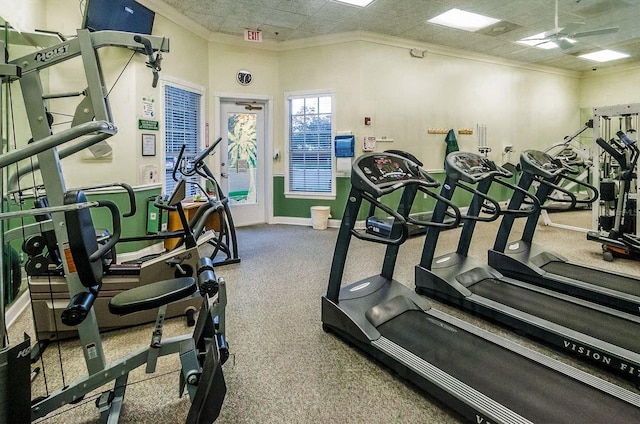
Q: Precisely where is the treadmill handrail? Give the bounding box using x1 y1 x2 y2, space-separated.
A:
549 173 599 205
409 186 462 228
354 191 409 245
451 181 502 222
493 177 541 217
535 177 578 210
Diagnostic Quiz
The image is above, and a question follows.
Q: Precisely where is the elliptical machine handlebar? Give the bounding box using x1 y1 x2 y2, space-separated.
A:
192 137 222 168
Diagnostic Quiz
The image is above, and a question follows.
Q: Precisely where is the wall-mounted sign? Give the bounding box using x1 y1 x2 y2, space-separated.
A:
142 96 155 118
138 119 159 130
237 69 253 86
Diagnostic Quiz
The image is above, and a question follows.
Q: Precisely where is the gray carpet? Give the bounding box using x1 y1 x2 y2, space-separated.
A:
8 210 640 423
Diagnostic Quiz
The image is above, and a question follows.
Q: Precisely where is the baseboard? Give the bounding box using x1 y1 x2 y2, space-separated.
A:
270 216 366 229
270 216 342 229
6 287 30 329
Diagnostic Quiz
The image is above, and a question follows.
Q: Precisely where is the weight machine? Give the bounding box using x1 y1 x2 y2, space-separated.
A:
0 28 228 422
587 104 640 261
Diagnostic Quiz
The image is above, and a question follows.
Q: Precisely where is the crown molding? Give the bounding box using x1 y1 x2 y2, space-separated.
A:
579 61 640 78
137 0 211 40
138 1 582 78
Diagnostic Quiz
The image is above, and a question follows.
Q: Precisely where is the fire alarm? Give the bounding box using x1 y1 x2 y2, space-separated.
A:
364 117 371 126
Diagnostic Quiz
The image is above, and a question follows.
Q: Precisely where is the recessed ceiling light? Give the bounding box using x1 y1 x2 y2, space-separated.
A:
427 8 501 32
578 49 630 62
333 0 375 7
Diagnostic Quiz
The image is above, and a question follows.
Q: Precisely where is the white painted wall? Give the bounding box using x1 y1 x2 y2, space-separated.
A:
4 1 209 189
276 36 580 171
5 2 622 189
580 65 640 110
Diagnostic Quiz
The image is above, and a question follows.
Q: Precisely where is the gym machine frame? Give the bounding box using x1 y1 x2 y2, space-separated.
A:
1 29 228 422
589 103 640 259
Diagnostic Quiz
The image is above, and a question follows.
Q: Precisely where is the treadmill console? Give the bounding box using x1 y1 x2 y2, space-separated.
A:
445 151 511 184
520 150 565 179
352 152 437 197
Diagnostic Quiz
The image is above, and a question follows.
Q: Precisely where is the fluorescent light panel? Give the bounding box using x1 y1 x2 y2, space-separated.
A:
578 49 630 62
428 8 500 32
334 0 375 6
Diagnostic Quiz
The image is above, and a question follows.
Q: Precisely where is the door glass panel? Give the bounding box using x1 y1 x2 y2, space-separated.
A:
227 112 257 204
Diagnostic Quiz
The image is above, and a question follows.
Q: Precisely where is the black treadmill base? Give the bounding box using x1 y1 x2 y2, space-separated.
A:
379 310 640 423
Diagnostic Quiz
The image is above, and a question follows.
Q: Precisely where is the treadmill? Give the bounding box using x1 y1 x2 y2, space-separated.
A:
415 151 640 386
488 149 640 317
321 151 640 423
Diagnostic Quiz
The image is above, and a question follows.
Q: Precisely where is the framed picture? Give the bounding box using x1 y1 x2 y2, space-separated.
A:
142 133 156 156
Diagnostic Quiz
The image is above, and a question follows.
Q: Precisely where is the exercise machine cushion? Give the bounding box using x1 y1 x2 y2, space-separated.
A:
108 277 197 315
64 190 103 287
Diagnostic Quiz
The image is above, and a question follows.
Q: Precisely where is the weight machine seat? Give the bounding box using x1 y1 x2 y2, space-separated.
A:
108 277 197 315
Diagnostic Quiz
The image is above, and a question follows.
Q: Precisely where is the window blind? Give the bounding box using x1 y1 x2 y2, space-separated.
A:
288 95 333 194
164 84 201 197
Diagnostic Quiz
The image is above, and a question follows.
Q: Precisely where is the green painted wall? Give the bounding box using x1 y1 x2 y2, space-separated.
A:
2 186 162 261
272 172 518 220
85 187 162 254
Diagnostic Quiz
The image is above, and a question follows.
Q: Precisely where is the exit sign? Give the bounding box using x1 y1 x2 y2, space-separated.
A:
244 29 262 42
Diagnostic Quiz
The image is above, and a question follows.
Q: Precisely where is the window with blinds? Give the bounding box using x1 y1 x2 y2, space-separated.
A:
286 93 334 197
163 83 202 197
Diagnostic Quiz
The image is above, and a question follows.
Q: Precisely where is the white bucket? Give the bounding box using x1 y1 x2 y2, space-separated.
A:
310 206 331 230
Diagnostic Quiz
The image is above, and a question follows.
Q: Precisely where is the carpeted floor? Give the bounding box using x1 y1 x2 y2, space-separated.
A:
7 209 640 423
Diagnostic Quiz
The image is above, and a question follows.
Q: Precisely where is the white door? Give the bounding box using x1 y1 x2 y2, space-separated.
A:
219 101 266 226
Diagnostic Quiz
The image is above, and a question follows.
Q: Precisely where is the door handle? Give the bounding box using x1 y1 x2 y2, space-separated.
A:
221 173 228 178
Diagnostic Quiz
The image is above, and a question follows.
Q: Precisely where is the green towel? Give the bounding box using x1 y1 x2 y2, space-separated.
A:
445 129 459 155
444 129 459 167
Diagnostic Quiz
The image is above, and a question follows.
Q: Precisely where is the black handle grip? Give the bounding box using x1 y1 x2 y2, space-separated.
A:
134 35 159 88
193 137 222 166
88 200 122 263
173 144 187 182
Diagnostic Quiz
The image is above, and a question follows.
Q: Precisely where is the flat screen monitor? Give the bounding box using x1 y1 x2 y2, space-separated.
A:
82 0 155 35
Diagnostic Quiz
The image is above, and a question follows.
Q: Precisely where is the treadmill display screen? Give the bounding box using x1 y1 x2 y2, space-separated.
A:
357 155 414 185
449 153 493 176
523 150 562 177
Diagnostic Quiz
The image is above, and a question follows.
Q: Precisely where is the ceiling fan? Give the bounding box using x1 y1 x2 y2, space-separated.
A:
523 0 619 50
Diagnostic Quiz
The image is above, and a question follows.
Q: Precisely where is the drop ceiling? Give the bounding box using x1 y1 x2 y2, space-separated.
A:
156 0 640 73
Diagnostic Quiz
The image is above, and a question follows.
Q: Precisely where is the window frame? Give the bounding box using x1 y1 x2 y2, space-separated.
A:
161 77 206 198
284 89 336 200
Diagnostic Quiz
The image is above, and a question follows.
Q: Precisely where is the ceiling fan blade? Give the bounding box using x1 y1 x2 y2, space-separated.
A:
557 22 584 36
556 38 575 50
542 27 563 38
571 27 619 38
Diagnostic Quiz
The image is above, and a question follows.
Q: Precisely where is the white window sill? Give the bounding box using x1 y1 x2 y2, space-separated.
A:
284 192 336 200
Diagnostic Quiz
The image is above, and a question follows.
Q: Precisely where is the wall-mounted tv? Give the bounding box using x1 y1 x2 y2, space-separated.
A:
82 0 155 35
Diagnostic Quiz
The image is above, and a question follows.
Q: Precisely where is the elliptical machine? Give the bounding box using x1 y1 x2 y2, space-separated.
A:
171 138 240 266
587 132 640 261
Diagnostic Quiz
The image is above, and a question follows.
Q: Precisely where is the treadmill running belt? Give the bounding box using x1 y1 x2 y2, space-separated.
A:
377 310 640 423
472 278 640 352
542 261 640 296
